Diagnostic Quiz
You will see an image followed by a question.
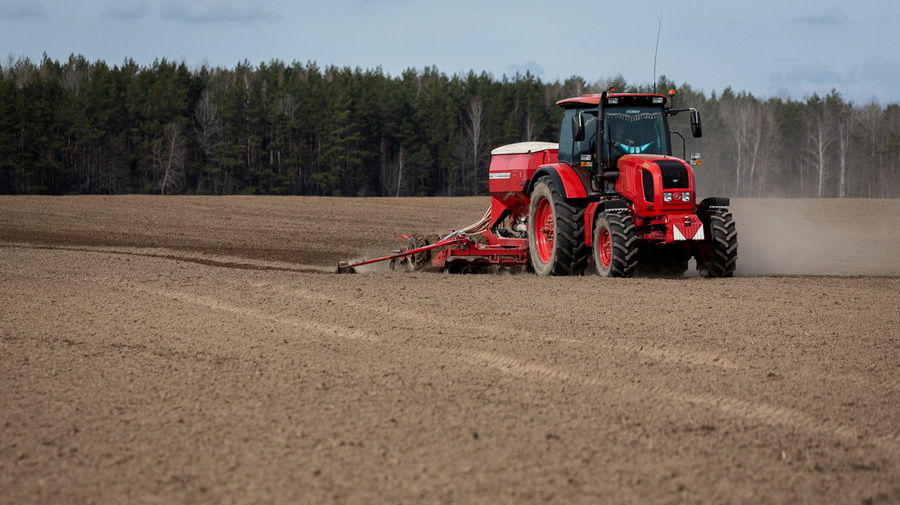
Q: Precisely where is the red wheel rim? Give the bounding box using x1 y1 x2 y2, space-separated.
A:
534 197 555 263
598 226 612 268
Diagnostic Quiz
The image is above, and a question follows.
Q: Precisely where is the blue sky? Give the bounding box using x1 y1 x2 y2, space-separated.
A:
2 0 898 104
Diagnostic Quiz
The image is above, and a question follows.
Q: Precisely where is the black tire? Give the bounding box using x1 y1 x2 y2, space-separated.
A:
409 233 430 270
390 233 428 271
418 233 447 273
699 208 738 278
593 211 638 277
389 256 412 271
527 178 588 276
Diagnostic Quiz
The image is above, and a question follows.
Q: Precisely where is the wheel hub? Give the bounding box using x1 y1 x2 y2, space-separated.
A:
534 198 555 263
598 227 612 268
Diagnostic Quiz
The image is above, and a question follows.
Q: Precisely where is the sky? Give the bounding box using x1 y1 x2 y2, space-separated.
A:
2 0 899 105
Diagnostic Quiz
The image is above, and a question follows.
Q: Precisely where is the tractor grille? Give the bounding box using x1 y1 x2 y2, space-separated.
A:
657 160 689 189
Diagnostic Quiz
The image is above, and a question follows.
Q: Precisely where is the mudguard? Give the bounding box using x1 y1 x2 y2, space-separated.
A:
698 197 731 210
584 199 631 247
528 163 590 199
696 197 731 226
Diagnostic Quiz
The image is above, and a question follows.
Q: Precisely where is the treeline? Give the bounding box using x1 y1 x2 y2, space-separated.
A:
1 55 897 198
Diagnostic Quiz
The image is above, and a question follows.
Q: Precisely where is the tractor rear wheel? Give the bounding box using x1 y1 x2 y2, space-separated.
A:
593 211 638 277
698 208 738 277
527 178 588 276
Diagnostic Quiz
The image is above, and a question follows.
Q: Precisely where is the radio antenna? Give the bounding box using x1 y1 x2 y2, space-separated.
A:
653 13 662 93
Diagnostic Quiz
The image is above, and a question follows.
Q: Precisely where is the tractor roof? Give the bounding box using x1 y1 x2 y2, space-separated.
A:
556 92 668 109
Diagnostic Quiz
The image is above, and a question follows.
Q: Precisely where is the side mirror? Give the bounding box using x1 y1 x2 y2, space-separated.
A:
690 109 703 138
572 112 585 141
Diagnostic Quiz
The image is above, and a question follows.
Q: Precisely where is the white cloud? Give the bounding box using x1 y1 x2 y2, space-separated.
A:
103 1 150 20
0 0 46 20
160 0 280 23
506 61 545 78
772 63 845 88
770 57 900 104
792 7 849 25
852 56 900 104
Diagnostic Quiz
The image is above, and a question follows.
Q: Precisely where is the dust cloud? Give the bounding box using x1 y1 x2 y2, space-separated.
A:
730 198 900 276
338 199 900 277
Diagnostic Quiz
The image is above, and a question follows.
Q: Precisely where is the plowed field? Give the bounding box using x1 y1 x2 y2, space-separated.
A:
2 196 898 505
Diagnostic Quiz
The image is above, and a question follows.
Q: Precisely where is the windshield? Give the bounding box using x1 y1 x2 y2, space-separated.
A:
604 106 668 156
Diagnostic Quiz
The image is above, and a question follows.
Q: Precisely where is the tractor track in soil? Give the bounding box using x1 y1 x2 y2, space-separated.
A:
120 277 900 457
2 195 899 505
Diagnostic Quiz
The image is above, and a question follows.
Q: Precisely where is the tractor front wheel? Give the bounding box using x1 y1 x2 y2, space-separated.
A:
527 178 587 276
698 208 738 278
593 211 637 277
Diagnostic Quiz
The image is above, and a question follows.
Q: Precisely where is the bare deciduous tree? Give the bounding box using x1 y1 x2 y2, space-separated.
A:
194 90 222 156
154 122 186 195
719 95 758 196
857 102 883 197
463 97 485 195
807 97 838 197
835 108 854 198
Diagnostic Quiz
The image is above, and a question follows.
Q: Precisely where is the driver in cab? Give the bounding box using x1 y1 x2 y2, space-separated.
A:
611 120 651 154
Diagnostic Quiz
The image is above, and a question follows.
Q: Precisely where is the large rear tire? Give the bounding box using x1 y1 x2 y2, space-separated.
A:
527 178 588 276
593 211 638 277
699 208 738 278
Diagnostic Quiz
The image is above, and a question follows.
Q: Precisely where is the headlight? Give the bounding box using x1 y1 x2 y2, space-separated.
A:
663 192 673 202
682 192 691 201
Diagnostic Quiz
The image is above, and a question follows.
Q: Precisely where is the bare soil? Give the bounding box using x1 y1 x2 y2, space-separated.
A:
1 195 898 505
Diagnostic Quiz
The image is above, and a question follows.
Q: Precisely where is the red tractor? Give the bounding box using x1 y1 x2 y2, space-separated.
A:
338 90 737 277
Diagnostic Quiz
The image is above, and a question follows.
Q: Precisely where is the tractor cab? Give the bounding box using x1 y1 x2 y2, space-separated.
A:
557 91 702 195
